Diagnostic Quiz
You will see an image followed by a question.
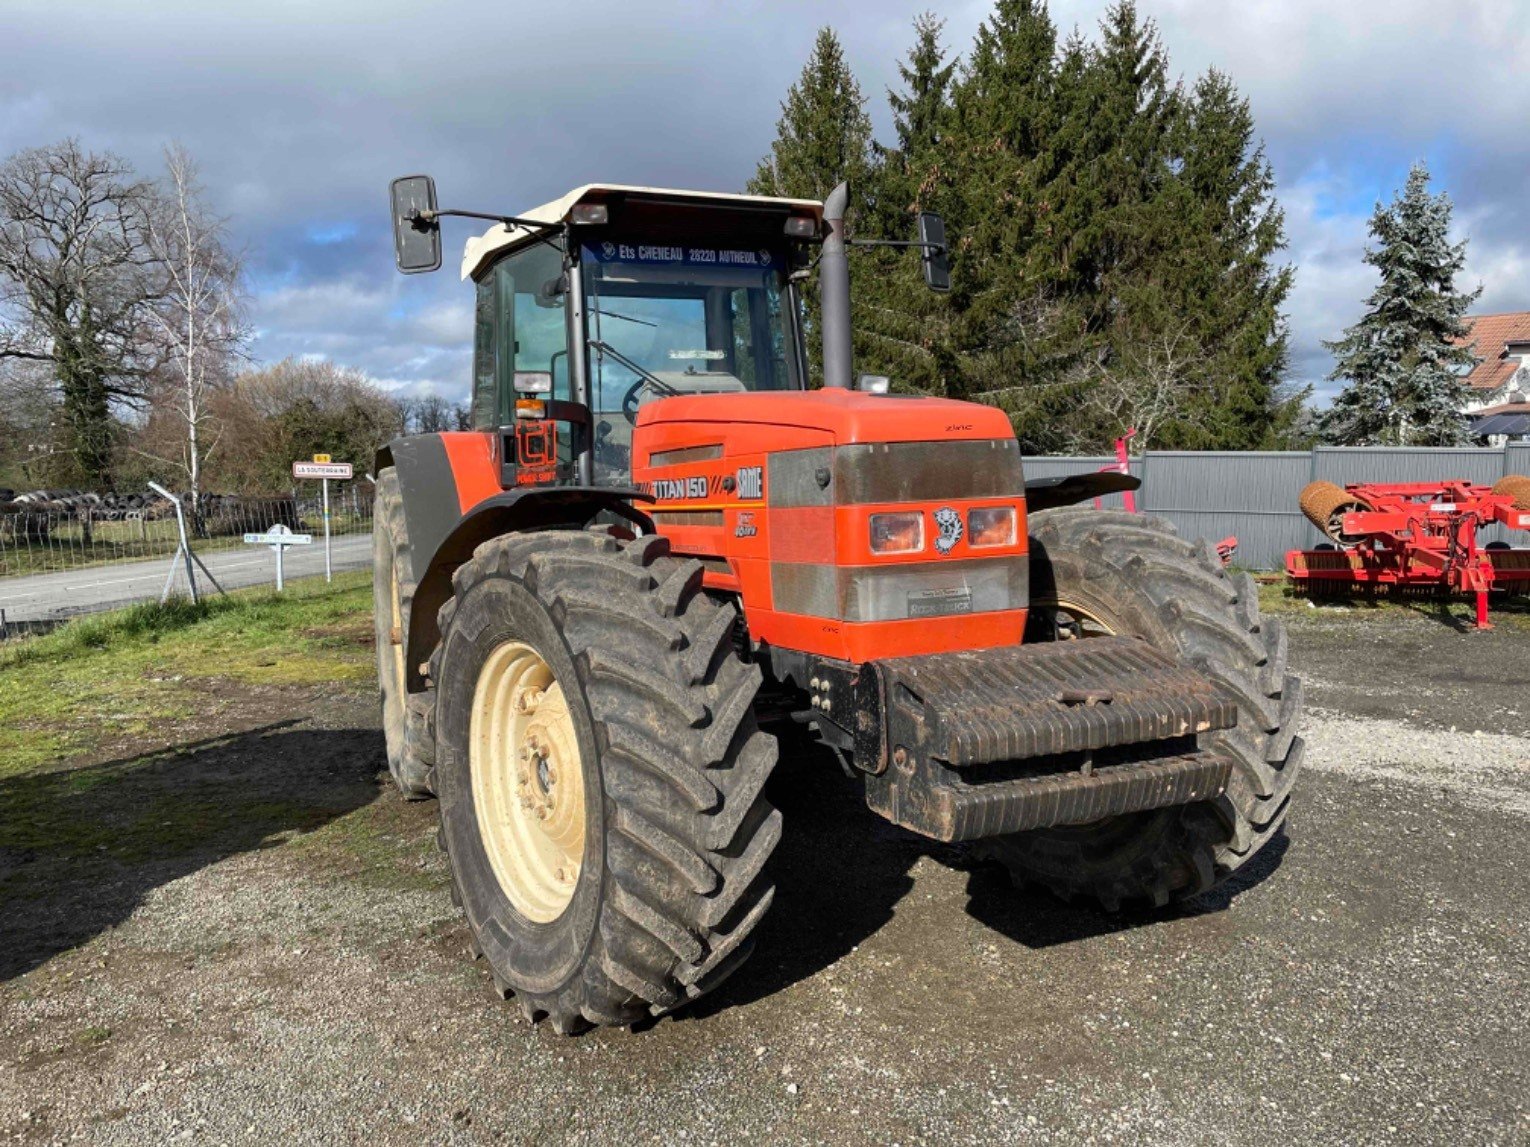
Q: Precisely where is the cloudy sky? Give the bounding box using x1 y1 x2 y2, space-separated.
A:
5 0 1526 408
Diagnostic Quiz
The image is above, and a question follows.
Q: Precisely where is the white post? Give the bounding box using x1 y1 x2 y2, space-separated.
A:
276 540 285 592
322 477 332 583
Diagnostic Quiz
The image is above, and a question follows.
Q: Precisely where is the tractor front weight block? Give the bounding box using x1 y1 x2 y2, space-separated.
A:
855 638 1236 843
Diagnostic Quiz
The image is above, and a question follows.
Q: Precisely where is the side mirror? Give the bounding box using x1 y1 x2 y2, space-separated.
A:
390 175 442 274
918 212 949 293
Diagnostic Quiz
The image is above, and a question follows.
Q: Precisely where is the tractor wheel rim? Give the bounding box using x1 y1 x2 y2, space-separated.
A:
470 639 586 923
1030 596 1119 640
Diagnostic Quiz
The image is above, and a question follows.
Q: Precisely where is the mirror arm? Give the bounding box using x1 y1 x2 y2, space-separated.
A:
845 238 946 253
415 207 565 233
411 208 569 256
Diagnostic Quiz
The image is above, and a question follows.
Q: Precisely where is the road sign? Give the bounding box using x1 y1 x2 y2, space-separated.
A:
291 461 349 583
243 525 313 548
293 460 353 480
244 523 312 592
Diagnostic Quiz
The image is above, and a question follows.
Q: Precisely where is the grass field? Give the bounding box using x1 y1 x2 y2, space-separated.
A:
0 570 447 922
0 570 375 777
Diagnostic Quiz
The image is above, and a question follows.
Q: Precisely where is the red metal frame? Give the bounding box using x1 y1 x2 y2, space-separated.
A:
1286 480 1530 630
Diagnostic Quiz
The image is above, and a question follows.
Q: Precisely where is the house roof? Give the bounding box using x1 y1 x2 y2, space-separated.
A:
1471 399 1530 418
1469 403 1530 437
1453 311 1530 392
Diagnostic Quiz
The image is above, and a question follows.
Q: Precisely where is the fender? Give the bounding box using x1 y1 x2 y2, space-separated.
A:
378 433 654 691
1024 472 1141 514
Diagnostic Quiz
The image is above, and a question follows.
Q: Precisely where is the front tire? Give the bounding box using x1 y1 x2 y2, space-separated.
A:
979 508 1304 908
432 530 781 1031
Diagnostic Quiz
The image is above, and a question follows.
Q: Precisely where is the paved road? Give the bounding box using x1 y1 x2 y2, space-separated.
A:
0 532 373 624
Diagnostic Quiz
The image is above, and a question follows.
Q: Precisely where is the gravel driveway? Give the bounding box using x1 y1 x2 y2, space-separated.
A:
2 605 1526 1145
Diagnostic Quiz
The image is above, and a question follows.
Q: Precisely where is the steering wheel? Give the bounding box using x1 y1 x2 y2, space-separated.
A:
622 378 648 426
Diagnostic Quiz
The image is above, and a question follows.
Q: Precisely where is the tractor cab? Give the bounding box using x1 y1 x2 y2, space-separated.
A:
413 182 823 486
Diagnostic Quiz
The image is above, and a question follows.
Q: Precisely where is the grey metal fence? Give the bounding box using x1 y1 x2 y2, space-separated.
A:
1025 444 1530 569
0 481 376 636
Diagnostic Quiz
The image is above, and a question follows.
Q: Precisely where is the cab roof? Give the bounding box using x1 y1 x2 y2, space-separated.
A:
461 184 823 280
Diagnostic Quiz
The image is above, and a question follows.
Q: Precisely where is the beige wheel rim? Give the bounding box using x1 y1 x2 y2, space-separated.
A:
470 639 586 923
1032 596 1119 640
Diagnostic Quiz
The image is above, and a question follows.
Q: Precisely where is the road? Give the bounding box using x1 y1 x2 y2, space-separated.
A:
1 604 1526 1144
0 532 372 624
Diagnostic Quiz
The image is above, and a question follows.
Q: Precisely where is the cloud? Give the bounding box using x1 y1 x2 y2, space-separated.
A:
2 0 1524 410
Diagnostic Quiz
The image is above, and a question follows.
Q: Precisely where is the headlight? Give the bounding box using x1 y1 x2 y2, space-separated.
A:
967 506 1016 547
869 511 924 554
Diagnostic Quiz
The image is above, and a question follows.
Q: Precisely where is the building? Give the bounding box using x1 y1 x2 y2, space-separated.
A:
1455 311 1530 442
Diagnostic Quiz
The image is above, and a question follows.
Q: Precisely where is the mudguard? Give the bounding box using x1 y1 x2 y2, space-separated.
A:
1024 471 1140 513
377 433 653 690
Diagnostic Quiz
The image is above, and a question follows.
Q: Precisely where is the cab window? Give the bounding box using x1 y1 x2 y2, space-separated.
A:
469 240 570 429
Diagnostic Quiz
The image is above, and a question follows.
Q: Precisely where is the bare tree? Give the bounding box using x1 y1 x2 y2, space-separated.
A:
411 392 455 434
1081 320 1213 451
139 144 249 514
0 139 167 487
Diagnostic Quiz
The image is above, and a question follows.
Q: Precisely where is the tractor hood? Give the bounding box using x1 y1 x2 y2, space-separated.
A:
634 388 1015 447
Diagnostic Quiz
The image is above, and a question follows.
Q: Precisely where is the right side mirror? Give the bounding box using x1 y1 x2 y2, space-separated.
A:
918 212 949 293
390 175 442 274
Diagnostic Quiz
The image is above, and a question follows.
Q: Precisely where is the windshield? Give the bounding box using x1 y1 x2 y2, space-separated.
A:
582 240 800 480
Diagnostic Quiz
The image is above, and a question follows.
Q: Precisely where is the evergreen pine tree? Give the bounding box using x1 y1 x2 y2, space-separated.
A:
1150 68 1297 448
747 28 873 385
1021 2 1183 449
746 0 1304 451
857 13 957 397
1320 163 1481 446
747 28 872 202
937 0 1062 421
888 12 957 157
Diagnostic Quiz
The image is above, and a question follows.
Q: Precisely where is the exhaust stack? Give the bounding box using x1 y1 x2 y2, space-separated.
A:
820 181 852 389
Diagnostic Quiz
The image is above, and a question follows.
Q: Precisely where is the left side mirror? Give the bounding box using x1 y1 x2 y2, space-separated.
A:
918 212 949 293
391 175 441 274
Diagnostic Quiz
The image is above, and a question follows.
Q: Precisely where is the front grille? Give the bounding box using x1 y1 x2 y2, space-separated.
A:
767 439 1028 622
766 439 1025 508
833 439 1025 504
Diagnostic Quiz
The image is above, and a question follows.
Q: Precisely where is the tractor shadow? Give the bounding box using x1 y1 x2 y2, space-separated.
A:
0 722 383 982
688 724 1288 1018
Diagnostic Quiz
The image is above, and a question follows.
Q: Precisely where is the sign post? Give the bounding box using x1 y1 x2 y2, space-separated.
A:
243 523 313 591
292 459 353 584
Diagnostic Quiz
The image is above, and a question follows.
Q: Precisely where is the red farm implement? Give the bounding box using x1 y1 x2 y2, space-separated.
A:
1286 476 1530 629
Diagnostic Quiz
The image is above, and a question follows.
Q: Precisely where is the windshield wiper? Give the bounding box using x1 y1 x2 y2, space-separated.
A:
589 339 680 396
595 308 657 328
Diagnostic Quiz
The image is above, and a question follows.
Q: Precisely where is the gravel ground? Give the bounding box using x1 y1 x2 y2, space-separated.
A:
2 604 1527 1145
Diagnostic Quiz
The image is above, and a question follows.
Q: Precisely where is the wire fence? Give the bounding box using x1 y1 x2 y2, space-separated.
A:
0 480 375 637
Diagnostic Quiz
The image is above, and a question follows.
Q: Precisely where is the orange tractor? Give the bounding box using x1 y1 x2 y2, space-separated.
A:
375 176 1302 1032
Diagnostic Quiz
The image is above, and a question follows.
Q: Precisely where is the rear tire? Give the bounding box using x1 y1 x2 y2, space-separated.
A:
978 508 1303 909
432 529 781 1030
373 468 436 798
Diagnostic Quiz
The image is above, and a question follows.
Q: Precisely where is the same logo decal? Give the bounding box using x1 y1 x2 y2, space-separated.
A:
735 466 763 500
